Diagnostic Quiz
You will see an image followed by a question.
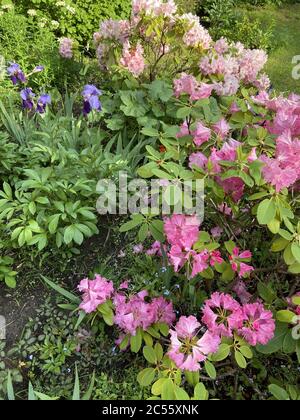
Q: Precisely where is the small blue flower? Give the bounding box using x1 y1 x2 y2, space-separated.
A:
20 88 35 110
82 84 102 116
37 93 51 113
7 63 27 85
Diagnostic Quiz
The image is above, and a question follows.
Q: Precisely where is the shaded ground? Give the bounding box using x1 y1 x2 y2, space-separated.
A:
245 3 300 93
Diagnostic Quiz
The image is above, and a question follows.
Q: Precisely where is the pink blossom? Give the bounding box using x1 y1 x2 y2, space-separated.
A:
261 156 298 192
150 296 176 325
173 73 214 101
164 214 200 249
120 41 146 77
78 275 114 314
146 241 164 256
189 152 208 170
213 118 230 140
168 316 220 371
181 15 212 49
210 250 224 266
193 122 211 146
133 244 144 254
177 121 190 138
168 245 188 272
233 281 252 305
248 147 258 163
202 292 243 337
230 247 254 278
211 226 223 238
214 38 229 54
238 303 275 346
120 280 129 289
191 250 210 277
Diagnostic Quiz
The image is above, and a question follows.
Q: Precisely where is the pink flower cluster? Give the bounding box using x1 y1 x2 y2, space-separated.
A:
132 0 177 17
120 41 146 77
114 291 176 336
78 275 114 314
229 247 254 278
59 37 74 59
164 214 224 278
94 19 130 43
174 73 215 102
180 14 212 49
202 292 275 346
168 315 220 371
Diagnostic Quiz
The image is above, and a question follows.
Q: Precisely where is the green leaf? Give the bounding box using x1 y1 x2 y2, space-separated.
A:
152 378 167 396
174 386 190 400
72 364 80 401
210 343 231 362
130 328 142 353
6 371 15 401
271 238 289 252
137 368 156 387
154 342 163 362
289 263 300 274
257 199 276 225
292 296 300 306
161 378 175 400
239 346 253 359
204 360 216 379
235 351 247 369
193 383 209 400
142 127 159 137
138 223 149 242
28 381 36 401
82 372 95 401
48 214 60 234
143 346 157 364
291 243 300 263
276 310 296 323
257 282 277 303
268 384 289 401
120 216 144 232
41 275 80 304
256 322 288 354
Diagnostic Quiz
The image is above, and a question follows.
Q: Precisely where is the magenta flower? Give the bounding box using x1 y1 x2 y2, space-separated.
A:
189 152 208 170
193 122 211 146
191 250 209 278
230 247 254 278
150 297 176 325
168 245 189 272
164 214 200 249
202 292 243 337
238 303 275 346
168 316 220 372
213 118 230 139
78 275 114 314
120 41 145 77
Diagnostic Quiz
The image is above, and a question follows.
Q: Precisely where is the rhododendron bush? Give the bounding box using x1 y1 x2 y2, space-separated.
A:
57 0 300 400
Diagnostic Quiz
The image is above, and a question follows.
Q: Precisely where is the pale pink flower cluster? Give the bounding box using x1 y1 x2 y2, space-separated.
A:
174 73 215 102
177 120 211 147
59 37 73 59
168 315 220 371
202 292 275 345
94 19 130 43
114 290 175 336
132 0 177 17
78 275 114 314
180 14 212 49
120 41 146 77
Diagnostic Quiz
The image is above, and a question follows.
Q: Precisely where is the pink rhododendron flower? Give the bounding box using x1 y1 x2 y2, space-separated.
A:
168 245 189 272
230 247 254 278
233 281 252 305
210 250 224 266
120 280 129 290
177 121 190 138
133 244 144 254
189 152 208 170
213 118 231 139
191 250 210 277
218 202 232 216
120 41 146 77
238 303 275 346
164 214 200 249
181 14 212 49
193 122 211 146
211 226 223 238
168 315 220 371
202 292 243 337
150 296 176 325
248 147 258 163
146 241 164 256
214 38 229 54
78 275 114 314
218 177 245 202
173 73 214 101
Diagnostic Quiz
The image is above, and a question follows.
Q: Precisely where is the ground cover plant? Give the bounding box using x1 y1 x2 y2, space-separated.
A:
0 0 299 401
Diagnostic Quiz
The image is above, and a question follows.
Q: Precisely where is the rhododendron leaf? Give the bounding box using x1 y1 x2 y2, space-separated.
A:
239 346 253 359
131 328 143 353
239 171 254 188
200 267 214 280
147 326 161 339
257 199 276 225
174 386 190 401
137 368 156 387
143 346 157 364
142 128 160 138
176 107 191 119
185 371 199 387
225 241 236 255
204 360 216 379
138 224 149 242
137 162 157 178
248 192 269 201
292 296 300 306
271 238 289 253
276 310 296 323
289 263 300 274
119 335 130 351
235 351 247 369
154 343 163 362
268 384 290 401
48 214 60 234
278 229 293 241
75 311 86 330
152 378 167 396
198 231 211 243
210 344 231 362
149 223 164 242
193 383 209 401
291 243 300 263
161 378 176 401
158 323 169 338
152 168 174 180
257 282 277 304
267 219 280 234
282 330 296 354
120 215 144 232
143 332 153 347
221 265 235 283
283 244 295 266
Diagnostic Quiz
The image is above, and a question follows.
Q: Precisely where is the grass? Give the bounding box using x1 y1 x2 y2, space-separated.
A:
243 3 300 94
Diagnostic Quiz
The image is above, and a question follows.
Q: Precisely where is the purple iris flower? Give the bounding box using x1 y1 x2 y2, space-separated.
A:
7 63 27 85
20 88 35 110
81 84 102 116
33 65 44 73
37 94 51 113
